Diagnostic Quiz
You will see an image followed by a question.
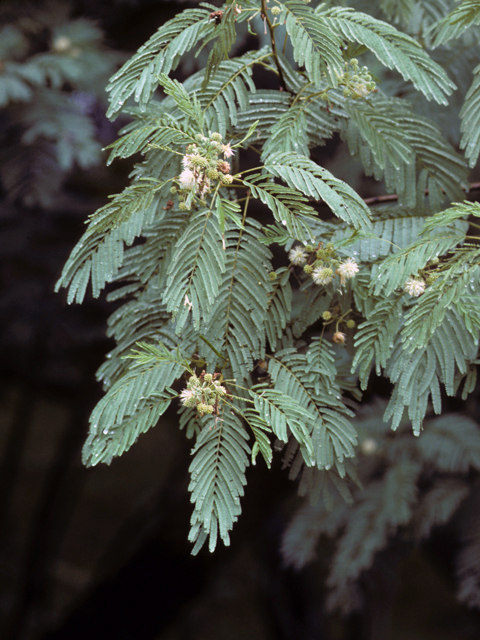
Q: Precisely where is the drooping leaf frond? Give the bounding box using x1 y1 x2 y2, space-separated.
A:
264 152 372 229
106 8 213 118
352 294 405 389
163 208 227 332
282 0 344 87
429 0 480 47
198 219 273 381
460 63 480 167
55 174 176 303
188 409 250 554
82 344 187 466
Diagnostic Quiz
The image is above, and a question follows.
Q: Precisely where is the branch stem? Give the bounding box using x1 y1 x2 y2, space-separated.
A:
261 0 288 91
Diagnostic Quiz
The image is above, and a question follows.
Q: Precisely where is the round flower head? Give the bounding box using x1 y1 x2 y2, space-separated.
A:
312 266 333 285
289 246 308 266
404 277 426 297
333 331 346 345
180 388 197 408
182 154 194 168
179 168 197 191
337 258 359 284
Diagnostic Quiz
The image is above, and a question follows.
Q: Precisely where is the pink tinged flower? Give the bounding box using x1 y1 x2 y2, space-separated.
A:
179 388 196 407
337 258 359 284
333 331 346 345
179 168 197 191
288 246 308 266
404 277 426 297
220 143 235 158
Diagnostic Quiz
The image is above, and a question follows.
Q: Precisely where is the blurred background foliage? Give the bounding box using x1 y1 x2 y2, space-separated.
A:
3 1 480 639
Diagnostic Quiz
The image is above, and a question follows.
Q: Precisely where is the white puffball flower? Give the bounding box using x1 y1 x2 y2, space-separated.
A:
179 168 197 191
289 246 308 266
404 277 426 297
337 258 359 284
179 388 197 408
220 143 235 158
182 154 194 168
312 266 333 285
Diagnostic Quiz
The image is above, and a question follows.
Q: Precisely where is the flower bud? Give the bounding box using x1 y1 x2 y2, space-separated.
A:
198 403 214 415
206 169 220 180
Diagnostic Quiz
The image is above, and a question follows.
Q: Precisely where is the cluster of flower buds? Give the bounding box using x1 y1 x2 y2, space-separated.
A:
289 243 359 287
179 371 228 416
338 58 376 99
322 308 356 346
170 132 235 210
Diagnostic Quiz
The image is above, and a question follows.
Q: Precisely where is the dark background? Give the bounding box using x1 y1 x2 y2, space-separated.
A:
2 1 480 639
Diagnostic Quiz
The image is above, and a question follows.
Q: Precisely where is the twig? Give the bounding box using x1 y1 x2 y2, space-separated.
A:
363 182 480 206
261 0 288 92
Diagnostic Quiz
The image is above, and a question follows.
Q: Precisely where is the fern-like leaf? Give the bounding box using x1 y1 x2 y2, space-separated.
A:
430 0 480 47
163 208 227 332
188 409 250 553
264 152 371 229
106 8 213 118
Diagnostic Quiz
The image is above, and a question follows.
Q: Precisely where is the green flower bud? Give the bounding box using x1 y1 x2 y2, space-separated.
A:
271 5 281 15
206 168 220 180
303 264 313 274
305 245 315 252
269 271 277 281
210 132 223 143
170 186 178 194
179 201 189 211
198 403 214 415
346 319 356 329
325 243 335 255
187 374 199 389
204 373 214 383
322 310 332 321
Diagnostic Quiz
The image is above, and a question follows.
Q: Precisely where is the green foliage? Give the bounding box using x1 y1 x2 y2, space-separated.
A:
282 404 480 613
0 2 121 206
57 0 480 597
